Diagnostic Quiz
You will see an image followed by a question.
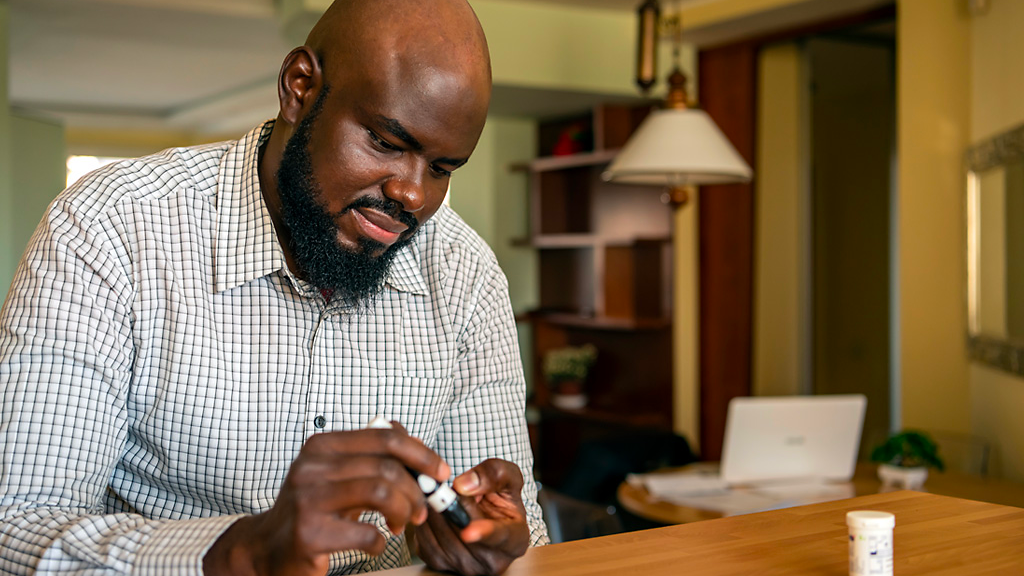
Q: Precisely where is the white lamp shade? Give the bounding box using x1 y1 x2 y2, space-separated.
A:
603 108 752 186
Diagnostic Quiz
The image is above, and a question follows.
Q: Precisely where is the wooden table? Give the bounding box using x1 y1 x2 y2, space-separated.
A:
617 462 1024 525
371 491 1024 575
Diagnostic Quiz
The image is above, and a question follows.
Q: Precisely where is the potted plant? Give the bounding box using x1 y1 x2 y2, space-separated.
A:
870 430 945 490
543 344 597 410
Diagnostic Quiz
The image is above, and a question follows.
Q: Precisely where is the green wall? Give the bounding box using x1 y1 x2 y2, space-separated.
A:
10 114 66 260
451 116 537 312
278 0 645 97
450 115 538 390
0 1 68 306
0 113 68 306
0 0 13 305
472 0 637 96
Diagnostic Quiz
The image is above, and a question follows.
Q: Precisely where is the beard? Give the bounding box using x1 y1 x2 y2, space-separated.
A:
275 86 419 307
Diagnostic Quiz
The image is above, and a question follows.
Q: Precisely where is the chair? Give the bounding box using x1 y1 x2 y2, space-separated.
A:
558 430 698 505
537 486 623 543
542 430 696 536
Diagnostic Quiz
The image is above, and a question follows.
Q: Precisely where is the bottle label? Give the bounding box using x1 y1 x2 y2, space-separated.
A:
848 530 893 576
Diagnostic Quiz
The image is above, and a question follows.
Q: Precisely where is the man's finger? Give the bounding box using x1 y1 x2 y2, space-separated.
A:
452 458 523 497
299 477 426 532
301 429 450 481
297 517 389 557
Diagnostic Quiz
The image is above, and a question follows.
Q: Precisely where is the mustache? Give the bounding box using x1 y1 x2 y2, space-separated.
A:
341 196 418 230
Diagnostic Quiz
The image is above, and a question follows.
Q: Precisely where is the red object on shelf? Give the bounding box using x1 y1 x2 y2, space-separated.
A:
552 125 586 156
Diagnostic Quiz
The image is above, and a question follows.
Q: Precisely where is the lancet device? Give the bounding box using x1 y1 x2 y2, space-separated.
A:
366 416 471 529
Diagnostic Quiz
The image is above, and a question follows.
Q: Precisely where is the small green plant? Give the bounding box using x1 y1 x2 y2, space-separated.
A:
870 430 945 472
542 344 597 384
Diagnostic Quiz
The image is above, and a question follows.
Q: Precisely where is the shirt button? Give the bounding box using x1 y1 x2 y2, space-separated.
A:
314 415 327 429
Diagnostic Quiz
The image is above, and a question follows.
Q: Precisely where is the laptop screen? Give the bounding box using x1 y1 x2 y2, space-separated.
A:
720 394 867 485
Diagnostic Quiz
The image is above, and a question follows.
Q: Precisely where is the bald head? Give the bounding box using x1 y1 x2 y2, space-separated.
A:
306 0 490 66
304 0 491 119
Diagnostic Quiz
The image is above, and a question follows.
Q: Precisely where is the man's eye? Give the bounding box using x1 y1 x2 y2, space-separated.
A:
430 164 453 178
368 130 401 152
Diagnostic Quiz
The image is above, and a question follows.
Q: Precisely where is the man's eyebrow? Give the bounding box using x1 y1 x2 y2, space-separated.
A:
437 156 468 168
377 115 423 151
376 115 468 168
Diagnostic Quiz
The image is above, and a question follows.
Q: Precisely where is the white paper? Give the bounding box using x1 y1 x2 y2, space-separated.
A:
629 471 856 516
628 470 730 497
660 491 789 516
750 481 855 500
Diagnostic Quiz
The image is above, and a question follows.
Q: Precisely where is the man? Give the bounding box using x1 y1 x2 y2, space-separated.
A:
0 0 548 574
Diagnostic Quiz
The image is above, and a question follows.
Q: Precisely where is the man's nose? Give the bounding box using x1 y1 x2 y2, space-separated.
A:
382 160 428 214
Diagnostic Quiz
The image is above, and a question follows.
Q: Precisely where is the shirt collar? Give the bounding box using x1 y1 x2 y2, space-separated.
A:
386 237 430 296
213 120 284 293
213 120 429 297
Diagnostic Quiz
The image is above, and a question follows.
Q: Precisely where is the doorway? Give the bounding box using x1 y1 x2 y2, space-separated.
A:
698 8 898 460
806 21 896 457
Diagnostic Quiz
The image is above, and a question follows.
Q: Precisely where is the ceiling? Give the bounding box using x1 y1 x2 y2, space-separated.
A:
7 0 719 140
10 0 300 137
7 0 886 141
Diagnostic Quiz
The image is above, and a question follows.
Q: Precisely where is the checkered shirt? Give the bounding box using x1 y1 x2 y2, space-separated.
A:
0 120 548 575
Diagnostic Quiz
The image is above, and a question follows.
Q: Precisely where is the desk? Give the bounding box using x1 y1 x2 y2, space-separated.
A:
372 491 1024 575
618 462 1024 525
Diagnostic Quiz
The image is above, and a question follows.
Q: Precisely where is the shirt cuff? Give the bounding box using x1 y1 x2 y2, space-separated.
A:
133 514 247 576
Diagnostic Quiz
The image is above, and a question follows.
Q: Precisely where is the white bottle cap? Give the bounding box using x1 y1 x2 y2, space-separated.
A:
427 484 458 511
417 474 439 493
367 415 392 429
847 510 895 529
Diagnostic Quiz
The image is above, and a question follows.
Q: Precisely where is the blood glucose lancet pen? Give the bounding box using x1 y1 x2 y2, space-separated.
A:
366 416 472 529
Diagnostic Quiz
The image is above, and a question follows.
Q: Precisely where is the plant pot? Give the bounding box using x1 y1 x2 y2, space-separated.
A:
551 379 587 410
877 463 929 490
551 392 587 410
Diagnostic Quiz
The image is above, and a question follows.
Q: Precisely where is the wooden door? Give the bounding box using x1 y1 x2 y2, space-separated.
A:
697 42 757 460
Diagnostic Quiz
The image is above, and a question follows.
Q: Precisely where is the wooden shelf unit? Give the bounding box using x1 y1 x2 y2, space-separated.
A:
522 104 676 488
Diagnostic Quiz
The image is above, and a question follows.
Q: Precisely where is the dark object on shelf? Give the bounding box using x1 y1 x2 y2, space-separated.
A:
551 122 591 156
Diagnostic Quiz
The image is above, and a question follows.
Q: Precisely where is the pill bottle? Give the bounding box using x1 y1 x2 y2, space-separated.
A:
846 510 894 576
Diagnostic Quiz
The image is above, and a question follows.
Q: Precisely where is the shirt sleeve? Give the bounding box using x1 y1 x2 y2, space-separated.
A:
435 255 550 548
0 196 237 575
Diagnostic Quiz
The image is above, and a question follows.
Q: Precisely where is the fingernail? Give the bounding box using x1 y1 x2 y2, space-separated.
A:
461 525 481 543
454 471 480 494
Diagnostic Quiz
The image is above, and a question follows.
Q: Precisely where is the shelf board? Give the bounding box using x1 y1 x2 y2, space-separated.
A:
512 235 672 249
530 234 599 248
530 311 671 331
529 148 621 173
603 236 672 247
534 402 671 430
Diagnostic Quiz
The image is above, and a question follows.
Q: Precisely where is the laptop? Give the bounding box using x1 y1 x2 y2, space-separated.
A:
720 394 867 485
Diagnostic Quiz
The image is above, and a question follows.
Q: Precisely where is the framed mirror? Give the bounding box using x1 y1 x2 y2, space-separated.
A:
966 122 1024 376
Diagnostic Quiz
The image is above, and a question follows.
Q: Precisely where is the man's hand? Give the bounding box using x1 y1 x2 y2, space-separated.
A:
410 458 530 576
203 426 449 576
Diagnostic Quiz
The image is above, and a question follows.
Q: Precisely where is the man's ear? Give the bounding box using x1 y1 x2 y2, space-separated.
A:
278 46 323 126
